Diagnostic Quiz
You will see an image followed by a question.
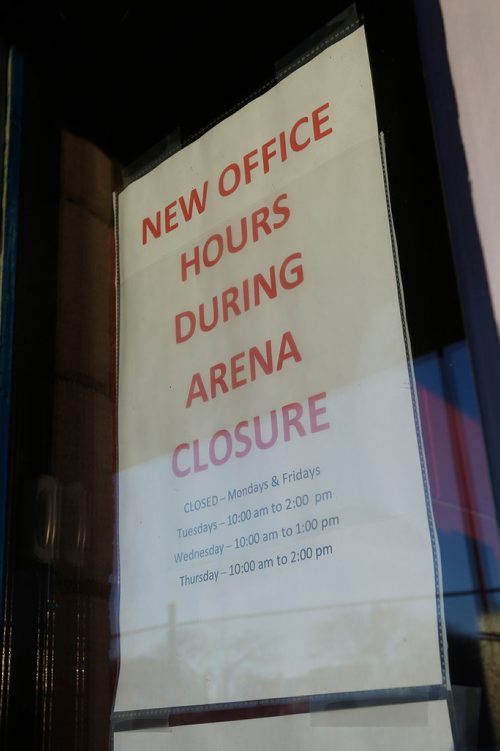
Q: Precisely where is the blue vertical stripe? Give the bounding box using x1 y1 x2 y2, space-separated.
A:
0 49 23 611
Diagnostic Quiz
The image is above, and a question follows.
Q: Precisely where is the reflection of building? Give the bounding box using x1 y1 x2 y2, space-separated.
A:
417 346 500 744
479 612 500 741
417 345 500 616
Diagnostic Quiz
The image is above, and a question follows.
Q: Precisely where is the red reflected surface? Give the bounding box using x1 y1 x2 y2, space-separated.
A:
416 345 499 612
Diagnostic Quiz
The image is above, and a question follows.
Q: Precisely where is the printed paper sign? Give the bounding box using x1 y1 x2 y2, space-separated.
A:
115 26 446 712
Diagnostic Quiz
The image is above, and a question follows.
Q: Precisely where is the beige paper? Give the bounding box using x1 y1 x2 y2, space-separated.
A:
116 27 446 713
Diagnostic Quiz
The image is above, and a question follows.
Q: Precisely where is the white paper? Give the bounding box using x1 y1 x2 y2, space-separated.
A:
115 27 446 712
